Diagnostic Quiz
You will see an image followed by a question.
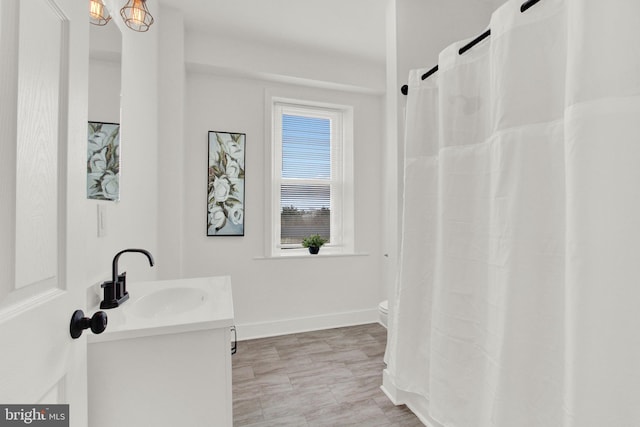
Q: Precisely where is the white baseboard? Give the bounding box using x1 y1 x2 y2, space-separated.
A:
235 308 379 341
381 369 443 427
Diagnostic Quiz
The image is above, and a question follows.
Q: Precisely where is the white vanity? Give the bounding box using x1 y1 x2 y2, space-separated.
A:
87 276 234 427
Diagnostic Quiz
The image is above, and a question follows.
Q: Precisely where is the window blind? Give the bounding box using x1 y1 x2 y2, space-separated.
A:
280 114 332 245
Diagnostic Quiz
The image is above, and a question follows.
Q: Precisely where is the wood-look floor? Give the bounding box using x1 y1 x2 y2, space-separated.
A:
232 323 423 426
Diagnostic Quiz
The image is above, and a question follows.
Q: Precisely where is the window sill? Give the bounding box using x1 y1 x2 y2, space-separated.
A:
253 252 369 260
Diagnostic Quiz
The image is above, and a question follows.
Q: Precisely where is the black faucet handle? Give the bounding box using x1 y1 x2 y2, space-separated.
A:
100 273 129 309
116 272 128 301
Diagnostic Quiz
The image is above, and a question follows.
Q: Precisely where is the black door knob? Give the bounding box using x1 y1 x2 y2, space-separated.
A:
70 310 108 339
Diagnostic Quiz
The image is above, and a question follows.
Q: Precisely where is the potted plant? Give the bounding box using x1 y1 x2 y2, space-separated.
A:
301 234 327 254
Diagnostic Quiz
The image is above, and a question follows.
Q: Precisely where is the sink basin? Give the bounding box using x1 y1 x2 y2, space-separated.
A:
88 276 233 343
130 287 207 319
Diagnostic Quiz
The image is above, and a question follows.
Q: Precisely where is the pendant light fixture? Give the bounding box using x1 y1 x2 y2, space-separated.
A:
89 0 111 26
120 0 154 32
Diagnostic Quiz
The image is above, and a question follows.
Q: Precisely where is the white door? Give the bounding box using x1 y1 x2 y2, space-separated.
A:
0 0 90 424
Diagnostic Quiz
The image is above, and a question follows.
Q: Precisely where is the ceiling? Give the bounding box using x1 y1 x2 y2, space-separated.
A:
158 0 388 63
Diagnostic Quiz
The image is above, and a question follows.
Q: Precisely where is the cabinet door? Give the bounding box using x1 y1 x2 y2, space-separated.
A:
88 328 233 427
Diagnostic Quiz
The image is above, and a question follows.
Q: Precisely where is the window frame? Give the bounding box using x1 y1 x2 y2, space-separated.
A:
268 96 354 257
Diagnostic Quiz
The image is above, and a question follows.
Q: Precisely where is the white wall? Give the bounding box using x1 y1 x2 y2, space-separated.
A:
396 0 503 80
86 0 160 295
181 70 385 339
382 0 399 306
156 4 186 279
116 4 159 281
185 32 385 95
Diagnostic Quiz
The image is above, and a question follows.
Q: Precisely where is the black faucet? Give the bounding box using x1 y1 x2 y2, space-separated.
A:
100 248 155 309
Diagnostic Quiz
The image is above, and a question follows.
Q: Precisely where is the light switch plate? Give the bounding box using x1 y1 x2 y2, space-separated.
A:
97 204 106 238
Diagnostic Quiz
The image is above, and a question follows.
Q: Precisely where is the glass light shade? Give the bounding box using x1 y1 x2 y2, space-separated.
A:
120 0 154 32
89 0 111 26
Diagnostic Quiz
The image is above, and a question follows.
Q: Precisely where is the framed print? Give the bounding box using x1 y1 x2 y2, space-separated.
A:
207 131 245 236
87 121 120 201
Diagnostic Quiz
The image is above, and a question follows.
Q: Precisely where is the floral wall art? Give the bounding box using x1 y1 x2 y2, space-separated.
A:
87 121 120 201
207 131 246 236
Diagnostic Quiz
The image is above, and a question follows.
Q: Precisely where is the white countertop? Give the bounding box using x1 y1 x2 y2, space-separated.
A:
88 276 234 343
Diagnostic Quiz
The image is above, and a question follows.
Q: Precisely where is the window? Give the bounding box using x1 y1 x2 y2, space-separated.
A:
271 99 354 256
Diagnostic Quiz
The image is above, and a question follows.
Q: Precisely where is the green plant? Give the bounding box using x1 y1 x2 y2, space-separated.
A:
301 234 327 248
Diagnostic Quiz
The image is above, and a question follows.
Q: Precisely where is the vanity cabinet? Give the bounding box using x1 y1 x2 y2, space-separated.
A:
87 276 234 427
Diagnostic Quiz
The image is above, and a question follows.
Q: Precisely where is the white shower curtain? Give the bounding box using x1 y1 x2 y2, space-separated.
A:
386 0 640 426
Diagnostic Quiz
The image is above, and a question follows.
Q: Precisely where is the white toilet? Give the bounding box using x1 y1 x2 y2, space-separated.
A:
378 300 389 328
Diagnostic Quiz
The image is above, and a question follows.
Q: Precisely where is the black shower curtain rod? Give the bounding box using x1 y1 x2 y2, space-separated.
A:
400 0 541 95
